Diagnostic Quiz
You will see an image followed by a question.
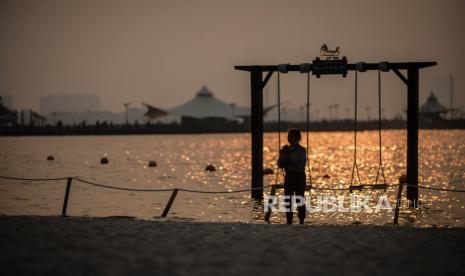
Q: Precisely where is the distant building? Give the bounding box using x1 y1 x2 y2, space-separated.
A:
43 108 146 125
40 94 102 114
420 92 448 120
0 95 13 109
0 96 17 126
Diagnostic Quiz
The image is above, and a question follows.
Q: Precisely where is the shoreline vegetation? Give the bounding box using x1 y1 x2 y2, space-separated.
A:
1 215 464 275
1 119 465 136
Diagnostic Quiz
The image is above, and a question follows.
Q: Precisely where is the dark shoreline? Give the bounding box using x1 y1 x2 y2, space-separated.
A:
1 119 464 136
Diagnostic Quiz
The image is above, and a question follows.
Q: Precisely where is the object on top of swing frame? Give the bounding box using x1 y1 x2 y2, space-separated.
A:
319 44 341 60
277 63 290 73
312 56 348 78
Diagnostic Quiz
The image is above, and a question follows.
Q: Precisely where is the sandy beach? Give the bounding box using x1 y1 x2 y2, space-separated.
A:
1 216 464 276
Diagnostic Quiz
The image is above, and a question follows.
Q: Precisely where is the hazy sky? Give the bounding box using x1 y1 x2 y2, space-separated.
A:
1 0 464 119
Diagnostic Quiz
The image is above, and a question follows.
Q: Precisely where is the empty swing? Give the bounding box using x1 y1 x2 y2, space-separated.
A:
349 64 388 191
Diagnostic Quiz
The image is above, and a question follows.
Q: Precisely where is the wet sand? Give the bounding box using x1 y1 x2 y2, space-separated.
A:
1 216 464 276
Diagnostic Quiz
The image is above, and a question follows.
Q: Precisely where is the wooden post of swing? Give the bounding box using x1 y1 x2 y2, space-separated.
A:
250 69 264 200
61 177 73 217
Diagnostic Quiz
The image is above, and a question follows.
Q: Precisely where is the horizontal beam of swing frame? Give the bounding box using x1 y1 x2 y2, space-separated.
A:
235 60 437 203
235 62 436 72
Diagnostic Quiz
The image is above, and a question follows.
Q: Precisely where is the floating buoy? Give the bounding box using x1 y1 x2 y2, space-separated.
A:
263 167 274 175
399 174 407 184
205 164 216 172
148 160 157 167
47 155 54 161
323 174 330 179
100 157 109 164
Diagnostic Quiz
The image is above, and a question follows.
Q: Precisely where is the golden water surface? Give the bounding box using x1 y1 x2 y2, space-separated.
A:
0 130 464 226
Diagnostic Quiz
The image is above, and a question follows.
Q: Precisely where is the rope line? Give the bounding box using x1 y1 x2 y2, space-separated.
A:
1 175 464 193
274 72 284 188
306 71 313 186
0 175 69 181
73 178 174 192
277 71 281 151
0 175 273 194
349 70 362 186
374 69 387 186
414 184 465 193
179 185 273 194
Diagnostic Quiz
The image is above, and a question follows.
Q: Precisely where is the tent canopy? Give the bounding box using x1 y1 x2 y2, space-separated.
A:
168 86 249 119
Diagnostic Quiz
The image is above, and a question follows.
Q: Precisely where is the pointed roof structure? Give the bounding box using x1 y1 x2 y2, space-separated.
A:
143 103 169 120
420 92 448 115
168 86 249 118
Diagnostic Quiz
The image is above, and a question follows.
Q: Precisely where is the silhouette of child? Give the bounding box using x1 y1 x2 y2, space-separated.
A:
277 128 307 224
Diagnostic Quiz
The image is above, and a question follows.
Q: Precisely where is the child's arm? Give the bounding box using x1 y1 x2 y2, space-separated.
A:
300 147 307 167
277 146 290 168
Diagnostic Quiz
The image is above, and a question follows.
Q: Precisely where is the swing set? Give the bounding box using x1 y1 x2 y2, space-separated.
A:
235 56 436 205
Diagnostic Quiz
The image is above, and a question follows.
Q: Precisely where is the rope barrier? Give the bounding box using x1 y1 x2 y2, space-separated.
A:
1 175 464 193
413 184 465 193
179 185 273 194
1 174 464 221
72 178 174 192
0 175 69 181
0 175 272 194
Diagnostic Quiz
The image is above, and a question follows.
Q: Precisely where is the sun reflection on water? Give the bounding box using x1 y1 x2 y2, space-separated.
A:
0 130 464 226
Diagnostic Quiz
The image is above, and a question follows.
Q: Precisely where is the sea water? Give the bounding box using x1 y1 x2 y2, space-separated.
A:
0 130 464 227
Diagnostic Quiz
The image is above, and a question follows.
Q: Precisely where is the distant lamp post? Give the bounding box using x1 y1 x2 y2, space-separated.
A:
299 105 304 122
52 112 57 125
123 102 131 125
345 107 350 120
51 111 67 125
365 106 371 121
229 103 236 117
450 75 454 119
334 104 339 121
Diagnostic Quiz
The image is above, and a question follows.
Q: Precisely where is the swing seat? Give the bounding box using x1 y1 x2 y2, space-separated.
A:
272 184 313 191
349 183 387 191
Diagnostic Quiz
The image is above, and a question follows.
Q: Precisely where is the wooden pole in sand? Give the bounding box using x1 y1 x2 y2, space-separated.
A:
393 176 407 224
61 177 73 217
161 188 179 217
264 185 277 222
